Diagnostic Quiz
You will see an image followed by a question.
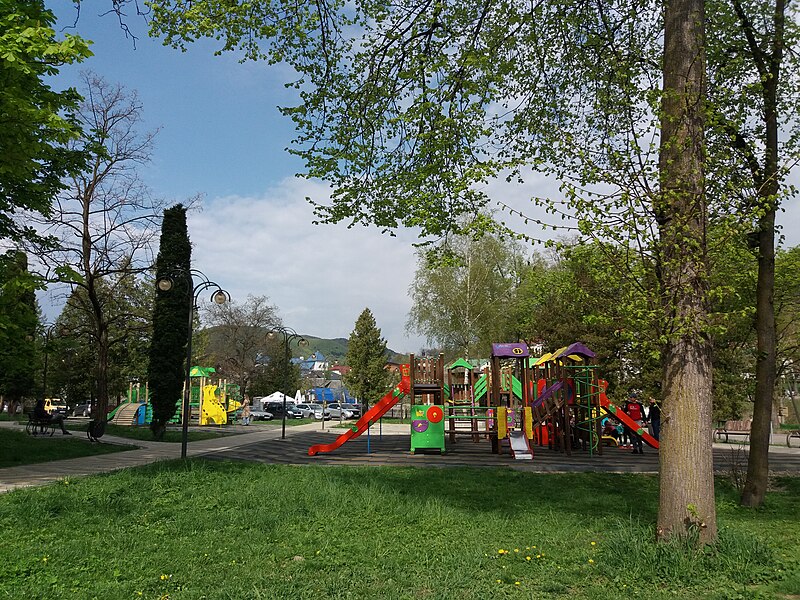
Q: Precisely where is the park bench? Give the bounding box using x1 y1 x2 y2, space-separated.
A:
714 419 751 443
786 430 800 448
25 413 56 437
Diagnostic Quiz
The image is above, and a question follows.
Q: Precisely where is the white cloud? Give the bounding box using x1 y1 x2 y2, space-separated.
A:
189 177 427 353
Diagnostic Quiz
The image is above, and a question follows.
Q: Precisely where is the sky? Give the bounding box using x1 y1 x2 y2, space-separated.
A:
41 4 800 353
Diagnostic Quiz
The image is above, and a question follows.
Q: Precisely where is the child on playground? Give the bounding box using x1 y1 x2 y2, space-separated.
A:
601 417 620 441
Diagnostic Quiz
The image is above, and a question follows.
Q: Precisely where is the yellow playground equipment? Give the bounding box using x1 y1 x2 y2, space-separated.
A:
198 383 243 426
199 384 226 425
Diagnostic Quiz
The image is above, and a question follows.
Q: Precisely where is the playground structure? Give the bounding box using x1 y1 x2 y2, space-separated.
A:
106 367 243 427
307 342 659 460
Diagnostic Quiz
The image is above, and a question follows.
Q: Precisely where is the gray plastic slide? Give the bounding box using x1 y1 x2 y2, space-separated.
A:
508 430 533 460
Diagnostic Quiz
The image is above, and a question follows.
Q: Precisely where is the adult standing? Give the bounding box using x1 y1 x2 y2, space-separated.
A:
648 396 661 441
241 397 252 426
623 393 646 454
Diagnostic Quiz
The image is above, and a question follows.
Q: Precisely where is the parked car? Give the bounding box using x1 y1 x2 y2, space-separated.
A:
249 408 273 421
343 403 362 418
295 403 329 419
44 398 68 415
71 402 92 417
264 401 304 419
326 403 354 419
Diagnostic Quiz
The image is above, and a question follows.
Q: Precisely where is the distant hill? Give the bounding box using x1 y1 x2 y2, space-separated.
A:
200 326 403 364
299 336 349 362
299 335 406 364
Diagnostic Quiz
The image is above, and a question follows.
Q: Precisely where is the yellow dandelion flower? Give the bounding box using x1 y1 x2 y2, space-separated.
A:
42 557 48 563
496 579 501 584
514 548 519 553
498 549 505 554
589 559 595 564
526 556 531 561
591 541 596 546
536 554 541 559
515 581 520 586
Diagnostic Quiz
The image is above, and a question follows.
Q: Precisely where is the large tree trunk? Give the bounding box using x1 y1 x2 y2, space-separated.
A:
87 272 110 422
656 0 717 544
741 209 776 507
658 338 716 542
741 30 781 505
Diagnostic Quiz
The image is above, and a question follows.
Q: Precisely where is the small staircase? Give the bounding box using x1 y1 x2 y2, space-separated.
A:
111 403 142 426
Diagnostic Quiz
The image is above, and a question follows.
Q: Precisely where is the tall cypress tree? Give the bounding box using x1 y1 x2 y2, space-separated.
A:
344 308 390 411
148 204 191 439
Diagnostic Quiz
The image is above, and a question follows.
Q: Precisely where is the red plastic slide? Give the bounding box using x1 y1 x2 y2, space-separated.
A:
598 380 660 449
307 378 410 456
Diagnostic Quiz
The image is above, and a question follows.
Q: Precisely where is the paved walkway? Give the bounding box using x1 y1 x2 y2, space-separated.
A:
0 420 298 493
2 420 799 493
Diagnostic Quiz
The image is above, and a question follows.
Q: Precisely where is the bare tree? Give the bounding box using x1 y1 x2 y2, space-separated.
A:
201 295 280 398
29 73 163 421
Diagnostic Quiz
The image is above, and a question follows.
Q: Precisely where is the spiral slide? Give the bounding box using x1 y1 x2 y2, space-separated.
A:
308 380 410 456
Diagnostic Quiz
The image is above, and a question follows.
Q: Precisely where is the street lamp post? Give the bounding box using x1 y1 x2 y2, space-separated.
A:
40 323 56 407
267 326 307 439
157 268 230 459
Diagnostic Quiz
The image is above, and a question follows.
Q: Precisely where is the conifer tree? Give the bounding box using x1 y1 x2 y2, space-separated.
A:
344 308 389 411
148 205 191 439
0 251 39 413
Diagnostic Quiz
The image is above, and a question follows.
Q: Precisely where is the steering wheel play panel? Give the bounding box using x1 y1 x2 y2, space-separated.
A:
410 404 445 454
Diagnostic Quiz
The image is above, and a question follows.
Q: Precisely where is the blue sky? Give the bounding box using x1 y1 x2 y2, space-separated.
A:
44 4 436 353
42 4 800 354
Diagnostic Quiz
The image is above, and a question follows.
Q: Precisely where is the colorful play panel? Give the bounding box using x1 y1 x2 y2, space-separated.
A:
410 405 445 454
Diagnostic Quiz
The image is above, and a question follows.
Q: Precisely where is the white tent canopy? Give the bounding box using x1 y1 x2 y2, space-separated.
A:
262 391 294 404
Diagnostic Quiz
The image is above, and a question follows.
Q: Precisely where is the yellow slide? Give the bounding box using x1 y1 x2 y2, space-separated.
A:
200 384 228 425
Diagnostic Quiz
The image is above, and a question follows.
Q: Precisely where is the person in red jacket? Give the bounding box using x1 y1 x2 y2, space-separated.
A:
623 393 646 454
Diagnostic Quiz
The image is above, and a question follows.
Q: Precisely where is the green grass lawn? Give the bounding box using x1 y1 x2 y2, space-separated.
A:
0 463 796 599
0 428 135 468
0 414 24 422
63 423 234 444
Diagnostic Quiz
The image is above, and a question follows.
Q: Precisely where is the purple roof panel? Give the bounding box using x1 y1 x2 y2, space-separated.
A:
562 342 596 359
491 343 529 358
